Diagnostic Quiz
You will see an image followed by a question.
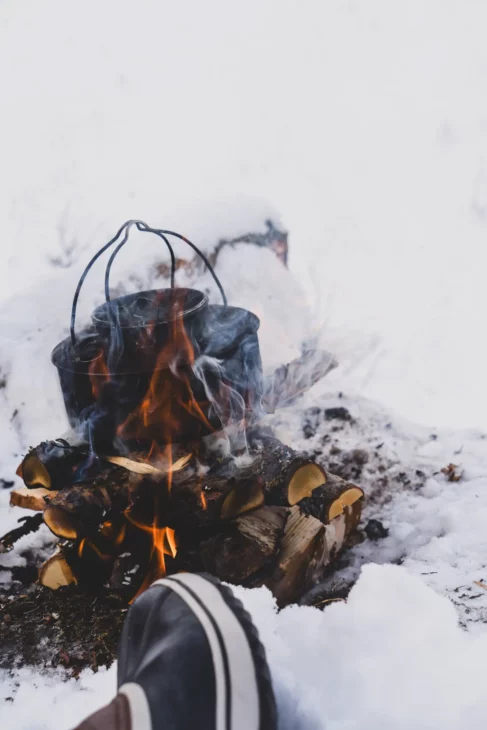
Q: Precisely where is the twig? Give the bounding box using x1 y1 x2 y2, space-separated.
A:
0 514 44 553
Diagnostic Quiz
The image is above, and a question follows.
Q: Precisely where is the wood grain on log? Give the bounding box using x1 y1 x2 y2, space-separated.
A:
39 551 77 589
299 473 364 524
265 507 324 605
264 499 361 606
10 486 58 512
246 435 326 505
197 506 287 583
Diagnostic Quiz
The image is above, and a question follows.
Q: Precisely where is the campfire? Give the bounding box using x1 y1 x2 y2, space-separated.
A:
1 221 364 608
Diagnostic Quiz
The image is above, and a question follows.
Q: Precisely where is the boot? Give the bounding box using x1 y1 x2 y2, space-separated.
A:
75 572 277 730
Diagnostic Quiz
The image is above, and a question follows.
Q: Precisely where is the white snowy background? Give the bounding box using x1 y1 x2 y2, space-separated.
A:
2 1 487 728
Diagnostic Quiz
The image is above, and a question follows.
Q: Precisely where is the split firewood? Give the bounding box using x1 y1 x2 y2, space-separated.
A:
264 504 355 607
43 466 150 540
262 349 337 413
39 550 77 589
104 456 164 475
244 435 327 506
174 436 326 527
0 513 44 553
104 453 191 476
10 486 58 512
298 473 364 527
17 439 86 490
196 506 288 583
167 470 265 530
264 507 324 605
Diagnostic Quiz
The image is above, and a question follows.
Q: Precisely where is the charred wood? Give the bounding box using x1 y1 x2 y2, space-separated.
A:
43 466 150 540
167 470 264 530
0 513 44 553
17 439 87 490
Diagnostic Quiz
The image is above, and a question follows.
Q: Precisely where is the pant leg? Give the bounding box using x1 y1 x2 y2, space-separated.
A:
72 693 131 730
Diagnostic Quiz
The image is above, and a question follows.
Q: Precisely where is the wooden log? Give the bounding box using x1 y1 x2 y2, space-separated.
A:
298 473 364 525
246 435 326 506
18 439 86 490
264 502 361 607
264 507 324 605
197 506 288 583
43 466 148 540
39 550 77 589
167 470 265 530
104 453 191 476
168 437 325 530
262 349 337 413
10 486 58 512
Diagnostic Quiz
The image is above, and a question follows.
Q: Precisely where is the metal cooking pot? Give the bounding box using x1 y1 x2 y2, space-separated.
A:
51 220 263 450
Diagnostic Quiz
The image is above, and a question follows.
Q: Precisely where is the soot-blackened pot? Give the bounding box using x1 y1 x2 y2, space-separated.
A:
51 221 264 449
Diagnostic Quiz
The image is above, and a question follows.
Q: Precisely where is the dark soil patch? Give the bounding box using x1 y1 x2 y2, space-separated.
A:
0 584 127 675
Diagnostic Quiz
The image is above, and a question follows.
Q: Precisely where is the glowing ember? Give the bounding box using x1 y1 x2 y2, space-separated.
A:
200 491 208 510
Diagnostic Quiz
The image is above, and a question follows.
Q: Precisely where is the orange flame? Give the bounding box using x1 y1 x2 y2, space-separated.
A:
117 293 214 446
88 351 110 400
200 490 207 510
125 502 178 600
86 294 210 600
77 521 126 562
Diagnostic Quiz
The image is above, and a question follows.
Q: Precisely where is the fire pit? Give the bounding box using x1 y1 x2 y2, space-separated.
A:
1 220 364 620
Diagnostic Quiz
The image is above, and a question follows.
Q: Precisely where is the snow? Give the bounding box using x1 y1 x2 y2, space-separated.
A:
4 566 487 730
2 0 487 728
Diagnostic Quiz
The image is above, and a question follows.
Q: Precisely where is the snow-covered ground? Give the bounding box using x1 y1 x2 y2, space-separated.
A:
2 1 487 728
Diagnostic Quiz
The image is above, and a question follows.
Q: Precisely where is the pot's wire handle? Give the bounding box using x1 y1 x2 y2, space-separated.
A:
103 224 228 307
70 219 176 349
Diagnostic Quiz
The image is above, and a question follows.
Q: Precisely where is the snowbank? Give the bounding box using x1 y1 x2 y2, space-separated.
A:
3 565 487 730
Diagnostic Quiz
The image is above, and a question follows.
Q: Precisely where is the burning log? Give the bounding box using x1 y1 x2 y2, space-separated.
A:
17 440 86 490
7 426 363 608
43 466 146 540
168 437 325 530
10 486 57 511
39 550 77 590
167 471 265 530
